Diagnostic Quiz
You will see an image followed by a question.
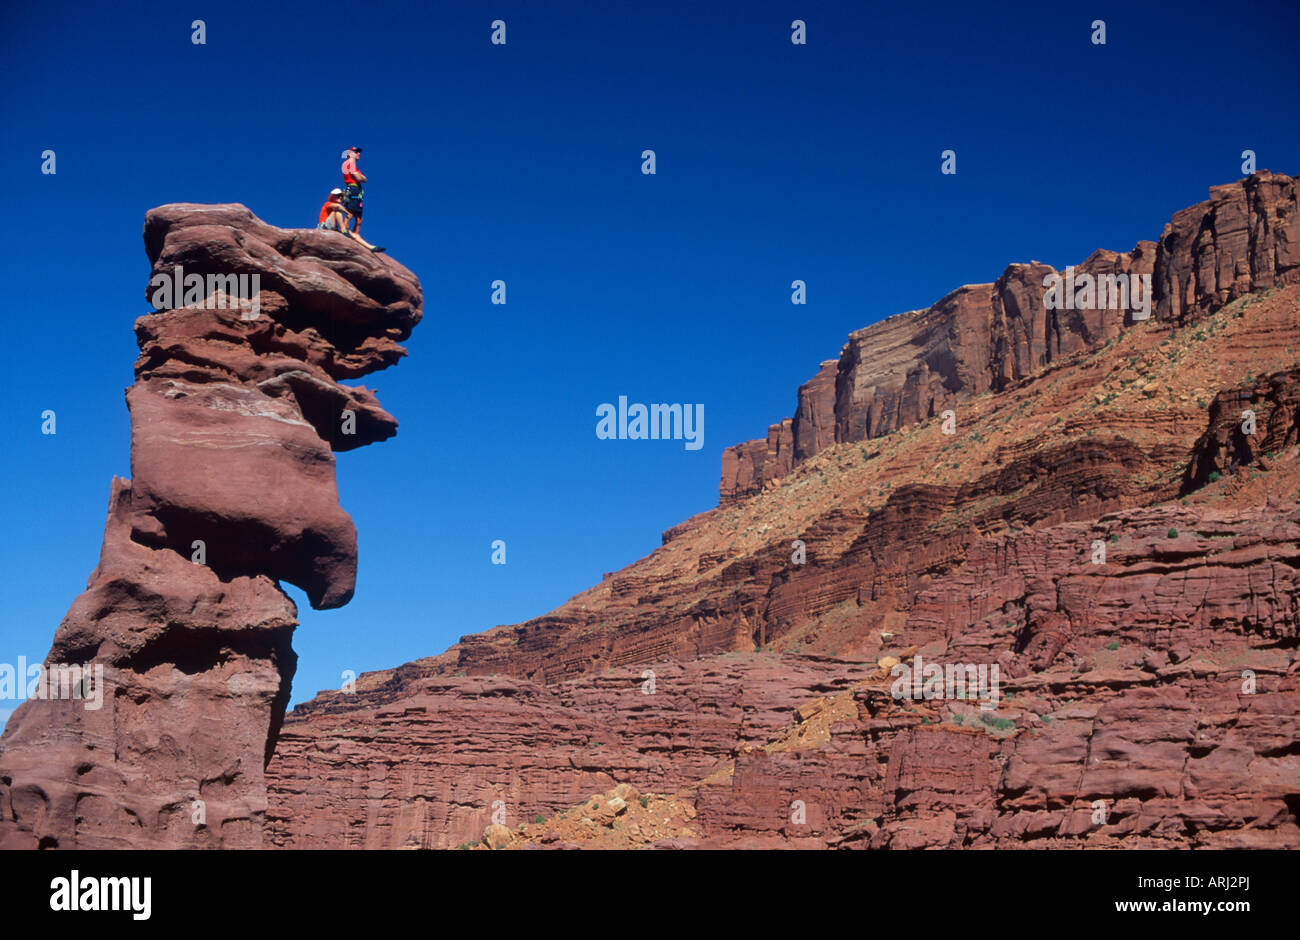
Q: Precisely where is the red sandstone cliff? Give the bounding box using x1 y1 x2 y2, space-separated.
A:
721 172 1298 505
7 179 1297 851
267 495 1300 849
263 175 1300 850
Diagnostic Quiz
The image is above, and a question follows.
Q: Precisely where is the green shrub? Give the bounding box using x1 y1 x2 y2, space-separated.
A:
1106 641 1120 651
978 713 1015 731
1108 534 1119 544
535 814 545 824
1207 471 1221 482
1167 528 1180 538
640 795 649 808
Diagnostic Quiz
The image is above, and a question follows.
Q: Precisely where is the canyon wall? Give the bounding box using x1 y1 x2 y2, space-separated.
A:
721 172 1299 504
267 498 1300 849
264 177 1300 849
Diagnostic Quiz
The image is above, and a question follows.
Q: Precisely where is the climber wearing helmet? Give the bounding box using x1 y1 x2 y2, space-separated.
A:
318 188 385 253
341 147 367 235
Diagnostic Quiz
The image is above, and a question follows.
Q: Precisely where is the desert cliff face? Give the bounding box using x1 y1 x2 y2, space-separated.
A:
265 174 1300 850
0 205 422 849
5 178 1297 851
722 171 1298 505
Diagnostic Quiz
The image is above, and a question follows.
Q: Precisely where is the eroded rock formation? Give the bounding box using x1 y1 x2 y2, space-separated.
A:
698 502 1300 849
266 501 1300 850
0 205 421 849
264 176 1299 850
7 178 1296 851
265 655 879 849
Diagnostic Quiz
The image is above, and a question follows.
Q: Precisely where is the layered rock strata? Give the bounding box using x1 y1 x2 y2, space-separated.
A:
263 176 1299 849
721 172 1299 504
267 502 1300 849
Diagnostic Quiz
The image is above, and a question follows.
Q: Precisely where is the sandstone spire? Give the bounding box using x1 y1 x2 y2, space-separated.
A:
0 204 422 848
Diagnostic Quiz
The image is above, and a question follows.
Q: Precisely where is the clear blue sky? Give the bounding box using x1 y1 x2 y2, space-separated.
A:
2 0 1297 716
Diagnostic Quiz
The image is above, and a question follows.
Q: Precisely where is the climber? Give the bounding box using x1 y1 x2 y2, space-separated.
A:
318 189 385 253
341 146 367 235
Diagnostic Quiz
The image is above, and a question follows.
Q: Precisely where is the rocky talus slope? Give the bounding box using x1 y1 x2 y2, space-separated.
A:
0 205 422 849
265 173 1300 849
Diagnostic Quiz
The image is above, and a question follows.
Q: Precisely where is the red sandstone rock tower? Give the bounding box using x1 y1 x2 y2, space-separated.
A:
0 205 422 848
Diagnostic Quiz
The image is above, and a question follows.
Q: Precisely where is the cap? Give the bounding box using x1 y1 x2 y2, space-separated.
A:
330 187 344 195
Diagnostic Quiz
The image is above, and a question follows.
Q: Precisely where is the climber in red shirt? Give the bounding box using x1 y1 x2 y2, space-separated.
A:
317 189 384 253
341 147 368 235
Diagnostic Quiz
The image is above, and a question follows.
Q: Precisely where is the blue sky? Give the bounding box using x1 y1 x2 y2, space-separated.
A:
1 0 1297 716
